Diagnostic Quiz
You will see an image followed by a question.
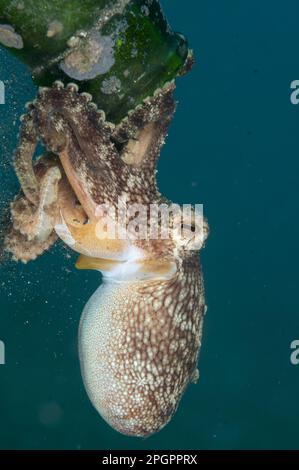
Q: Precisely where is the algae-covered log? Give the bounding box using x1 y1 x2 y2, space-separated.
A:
0 0 189 122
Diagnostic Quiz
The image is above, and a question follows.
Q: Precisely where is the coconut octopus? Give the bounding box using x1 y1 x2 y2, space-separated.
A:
4 79 209 437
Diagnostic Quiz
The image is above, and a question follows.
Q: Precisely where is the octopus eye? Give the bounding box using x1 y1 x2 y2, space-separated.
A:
181 223 196 233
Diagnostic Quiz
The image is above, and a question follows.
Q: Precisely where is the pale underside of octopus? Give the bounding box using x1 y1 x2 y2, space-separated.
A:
4 79 209 437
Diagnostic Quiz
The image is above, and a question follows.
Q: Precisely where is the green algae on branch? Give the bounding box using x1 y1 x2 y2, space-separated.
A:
0 0 189 122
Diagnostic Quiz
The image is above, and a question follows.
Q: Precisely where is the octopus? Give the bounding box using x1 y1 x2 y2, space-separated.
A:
4 79 209 437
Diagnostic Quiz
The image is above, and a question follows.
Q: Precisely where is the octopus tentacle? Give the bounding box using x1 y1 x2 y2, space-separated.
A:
113 82 176 160
57 134 120 216
111 81 177 202
112 81 176 146
5 155 63 262
13 113 39 206
11 161 61 242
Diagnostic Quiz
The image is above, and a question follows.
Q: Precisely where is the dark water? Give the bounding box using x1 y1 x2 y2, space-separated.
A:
0 0 299 450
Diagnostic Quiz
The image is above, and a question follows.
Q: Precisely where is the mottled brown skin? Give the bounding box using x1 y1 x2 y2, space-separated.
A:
4 80 209 437
79 256 206 437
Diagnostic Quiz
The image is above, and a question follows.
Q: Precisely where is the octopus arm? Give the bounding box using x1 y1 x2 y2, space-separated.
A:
5 154 63 262
13 113 39 206
112 82 177 200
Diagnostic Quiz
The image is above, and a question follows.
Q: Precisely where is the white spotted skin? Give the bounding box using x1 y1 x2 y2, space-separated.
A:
79 256 206 437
